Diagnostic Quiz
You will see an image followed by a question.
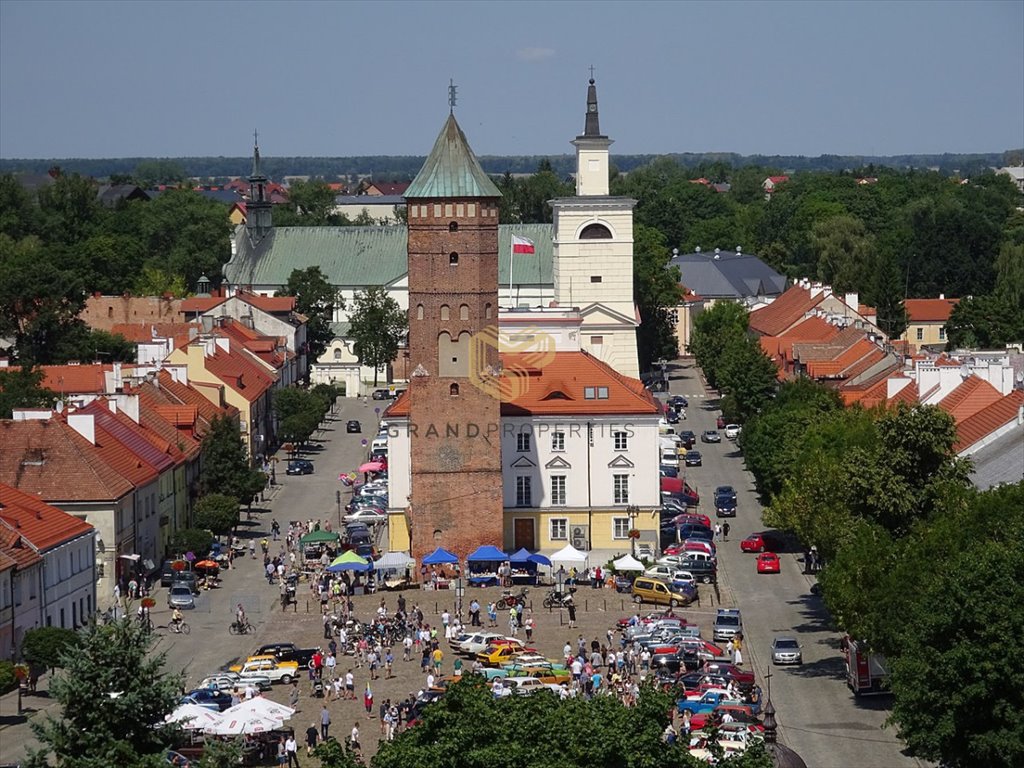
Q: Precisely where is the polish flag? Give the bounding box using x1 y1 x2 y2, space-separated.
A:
512 234 535 254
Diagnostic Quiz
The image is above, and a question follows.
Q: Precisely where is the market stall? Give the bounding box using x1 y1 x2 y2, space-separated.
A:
421 547 459 589
376 551 415 590
466 545 507 587
507 547 541 585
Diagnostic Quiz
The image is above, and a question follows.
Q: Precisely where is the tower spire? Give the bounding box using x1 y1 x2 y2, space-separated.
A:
583 71 604 138
448 79 458 114
246 130 272 242
252 129 262 177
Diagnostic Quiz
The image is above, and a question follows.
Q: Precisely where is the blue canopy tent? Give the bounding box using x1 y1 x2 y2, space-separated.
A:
506 547 541 586
421 547 459 565
466 544 507 587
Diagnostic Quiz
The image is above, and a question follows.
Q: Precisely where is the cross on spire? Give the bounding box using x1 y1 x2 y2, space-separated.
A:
253 128 258 148
588 64 595 81
448 79 458 113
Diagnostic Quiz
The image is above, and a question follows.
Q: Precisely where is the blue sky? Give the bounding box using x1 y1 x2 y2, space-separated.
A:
1 0 1021 159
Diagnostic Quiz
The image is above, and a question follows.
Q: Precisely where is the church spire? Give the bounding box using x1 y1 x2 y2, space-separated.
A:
251 129 263 178
582 70 606 139
246 130 273 242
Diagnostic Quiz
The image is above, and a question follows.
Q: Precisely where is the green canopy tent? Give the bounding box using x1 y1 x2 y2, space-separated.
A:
299 529 340 546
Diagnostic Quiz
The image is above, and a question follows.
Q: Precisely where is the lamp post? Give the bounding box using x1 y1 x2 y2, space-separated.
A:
454 576 465 622
336 490 342 529
626 505 640 557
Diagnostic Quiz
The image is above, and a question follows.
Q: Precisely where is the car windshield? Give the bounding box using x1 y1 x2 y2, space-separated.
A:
775 639 799 649
718 616 740 627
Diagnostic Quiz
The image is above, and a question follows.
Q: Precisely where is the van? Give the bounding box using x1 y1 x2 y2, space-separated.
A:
631 577 694 608
660 448 679 466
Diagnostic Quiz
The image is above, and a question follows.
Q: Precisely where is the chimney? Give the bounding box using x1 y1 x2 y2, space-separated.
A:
214 337 230 354
112 393 141 424
939 293 945 300
67 413 96 445
809 283 823 298
845 292 859 311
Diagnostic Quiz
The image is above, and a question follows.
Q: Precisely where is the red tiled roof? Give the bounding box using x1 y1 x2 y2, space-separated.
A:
805 339 880 378
0 528 42 570
39 364 111 394
937 376 1003 424
203 346 275 402
905 298 959 323
241 295 296 314
0 482 94 551
0 549 16 572
749 285 824 337
137 401 199 460
0 419 134 502
857 304 877 317
180 296 227 313
386 352 660 418
955 389 1024 451
366 181 410 196
890 380 920 406
78 400 176 472
156 371 238 427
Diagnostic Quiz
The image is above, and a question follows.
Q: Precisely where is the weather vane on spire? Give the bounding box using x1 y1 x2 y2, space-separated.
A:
589 64 595 81
253 129 259 148
448 79 458 113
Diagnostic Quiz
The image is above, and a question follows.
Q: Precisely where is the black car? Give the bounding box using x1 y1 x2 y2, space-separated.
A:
714 486 738 517
678 430 696 449
668 396 689 409
183 688 233 712
371 389 394 400
286 459 314 476
651 648 700 674
678 559 717 584
665 410 680 424
684 450 702 467
346 420 361 433
254 643 318 669
660 465 679 478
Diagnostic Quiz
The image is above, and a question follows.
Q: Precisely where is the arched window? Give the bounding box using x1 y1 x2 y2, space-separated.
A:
333 348 342 360
416 303 424 320
459 304 469 320
485 303 492 319
448 221 459 232
449 383 460 396
440 304 450 321
580 223 613 240
449 252 459 266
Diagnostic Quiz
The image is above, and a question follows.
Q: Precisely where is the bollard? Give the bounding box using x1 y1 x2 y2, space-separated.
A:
603 599 606 612
306 599 309 613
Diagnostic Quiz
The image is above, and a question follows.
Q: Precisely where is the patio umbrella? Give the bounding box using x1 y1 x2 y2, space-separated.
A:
327 550 370 572
358 461 386 473
194 560 219 570
166 703 222 730
204 714 282 736
222 698 294 722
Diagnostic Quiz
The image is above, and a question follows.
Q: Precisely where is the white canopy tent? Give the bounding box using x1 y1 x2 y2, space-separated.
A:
221 698 294 723
204 714 282 736
611 554 645 572
165 703 222 730
550 543 588 568
376 551 415 572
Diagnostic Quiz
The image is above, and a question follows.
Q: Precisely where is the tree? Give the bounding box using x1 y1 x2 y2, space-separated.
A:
20 627 79 674
132 160 186 188
688 301 750 390
312 739 364 768
200 416 264 504
809 214 875 291
131 264 189 298
193 494 240 536
277 266 339 364
273 387 323 448
25 619 183 768
994 241 1024 308
347 286 407 387
715 333 779 422
633 224 681 371
867 251 907 340
373 675 772 768
945 294 1024 349
0 660 16 694
197 737 244 768
282 179 338 224
0 366 57 418
167 528 214 558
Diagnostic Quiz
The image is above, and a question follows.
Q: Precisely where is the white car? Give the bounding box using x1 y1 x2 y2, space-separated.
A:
724 424 742 440
504 676 546 695
457 632 506 656
199 673 271 692
344 509 387 525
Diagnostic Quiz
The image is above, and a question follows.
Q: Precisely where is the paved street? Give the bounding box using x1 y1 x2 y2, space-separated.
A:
665 360 924 768
1 383 926 766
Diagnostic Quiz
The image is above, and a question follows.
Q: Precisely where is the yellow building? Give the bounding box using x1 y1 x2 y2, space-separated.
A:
901 298 958 351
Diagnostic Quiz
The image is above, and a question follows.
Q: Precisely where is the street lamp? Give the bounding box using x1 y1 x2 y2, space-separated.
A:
454 577 465 622
336 490 342 528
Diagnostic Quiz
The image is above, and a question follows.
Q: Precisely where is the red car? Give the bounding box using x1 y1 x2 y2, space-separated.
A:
704 661 755 688
740 533 769 553
756 552 781 574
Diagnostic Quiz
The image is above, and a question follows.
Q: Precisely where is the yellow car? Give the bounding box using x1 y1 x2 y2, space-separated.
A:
475 642 536 667
505 664 571 685
227 655 299 684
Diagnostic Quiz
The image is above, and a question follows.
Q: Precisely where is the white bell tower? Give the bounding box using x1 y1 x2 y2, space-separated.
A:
551 76 639 378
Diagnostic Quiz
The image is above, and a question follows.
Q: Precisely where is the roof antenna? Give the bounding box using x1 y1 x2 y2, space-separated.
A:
448 79 458 114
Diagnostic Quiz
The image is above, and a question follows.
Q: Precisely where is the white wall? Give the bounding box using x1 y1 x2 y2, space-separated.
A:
42 532 96 629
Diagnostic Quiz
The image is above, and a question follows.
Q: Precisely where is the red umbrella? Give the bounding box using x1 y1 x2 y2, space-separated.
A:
358 461 385 473
194 560 219 570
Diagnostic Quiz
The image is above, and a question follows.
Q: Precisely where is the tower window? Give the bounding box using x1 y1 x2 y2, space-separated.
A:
449 252 459 266
416 304 424 320
459 304 469 321
590 276 602 283
440 305 450 321
450 383 460 396
449 221 459 232
580 223 613 240
485 303 492 319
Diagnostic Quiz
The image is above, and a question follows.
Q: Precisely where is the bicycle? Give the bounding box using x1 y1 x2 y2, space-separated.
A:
168 621 191 635
229 620 254 635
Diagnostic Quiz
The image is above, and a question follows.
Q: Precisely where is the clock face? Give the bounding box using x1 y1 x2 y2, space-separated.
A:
588 104 597 112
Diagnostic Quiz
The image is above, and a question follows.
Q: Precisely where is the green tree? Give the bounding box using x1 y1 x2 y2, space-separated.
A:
20 627 79 674
0 172 40 239
945 294 1024 349
347 286 407 387
132 264 189 298
167 528 214 559
634 224 681 370
132 159 187 188
200 415 264 504
277 266 339 364
715 333 779 421
867 250 908 340
688 301 750 390
0 366 57 418
282 179 338 224
36 173 104 246
273 387 324 448
0 660 16 693
809 214 875 291
312 739 364 768
25 619 183 768
994 241 1024 307
193 494 240 536
197 736 244 768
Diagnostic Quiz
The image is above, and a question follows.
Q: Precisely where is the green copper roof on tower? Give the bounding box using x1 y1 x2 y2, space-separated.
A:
405 113 501 199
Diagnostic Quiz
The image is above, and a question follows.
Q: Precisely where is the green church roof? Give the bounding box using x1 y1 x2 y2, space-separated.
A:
405 114 501 199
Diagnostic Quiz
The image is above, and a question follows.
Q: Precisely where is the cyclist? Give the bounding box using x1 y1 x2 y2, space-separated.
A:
236 603 248 632
171 607 184 633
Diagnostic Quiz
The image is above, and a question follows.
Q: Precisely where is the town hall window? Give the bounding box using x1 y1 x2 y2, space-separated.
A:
551 431 565 451
459 304 469 320
613 430 628 451
516 432 531 452
580 222 612 239
449 252 459 266
516 476 532 507
440 305 450 321
449 221 459 232
416 304 424 320
551 476 567 506
613 474 629 505
450 383 459 396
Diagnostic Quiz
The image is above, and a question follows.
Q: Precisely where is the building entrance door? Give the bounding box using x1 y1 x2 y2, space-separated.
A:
513 519 535 551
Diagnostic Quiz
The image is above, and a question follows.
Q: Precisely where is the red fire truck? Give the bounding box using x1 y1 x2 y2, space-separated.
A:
843 636 889 696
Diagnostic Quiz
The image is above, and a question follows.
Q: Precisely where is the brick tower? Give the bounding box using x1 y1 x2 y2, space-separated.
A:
403 108 504 566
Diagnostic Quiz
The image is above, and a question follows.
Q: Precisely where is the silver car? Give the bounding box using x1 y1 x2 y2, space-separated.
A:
168 582 195 609
771 636 802 665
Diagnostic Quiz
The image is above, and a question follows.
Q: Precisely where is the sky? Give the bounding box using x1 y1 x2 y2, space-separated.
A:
1 0 1022 159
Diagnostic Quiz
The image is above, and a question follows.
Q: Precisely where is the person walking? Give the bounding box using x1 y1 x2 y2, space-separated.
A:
508 607 518 636
524 612 535 642
320 704 331 740
305 723 318 756
714 523 722 541
288 680 300 711
487 601 497 627
566 596 577 628
469 599 481 627
349 723 361 753
722 522 731 541
284 733 300 767
363 683 374 719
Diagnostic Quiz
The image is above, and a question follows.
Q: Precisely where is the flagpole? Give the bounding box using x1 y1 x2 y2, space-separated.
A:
509 235 516 308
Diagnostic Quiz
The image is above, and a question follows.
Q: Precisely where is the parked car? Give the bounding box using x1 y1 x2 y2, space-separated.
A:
724 424 742 440
346 420 361 433
684 450 703 467
631 577 694 608
458 632 507 656
254 643 319 670
771 636 802 665
665 409 680 424
182 689 232 712
668 396 689 409
714 486 737 517
226 655 300 685
198 673 272 692
167 582 195 609
756 552 781 574
701 430 721 443
344 508 387 525
678 430 696 448
660 465 679 478
713 609 743 642
285 459 314 476
371 389 394 400
160 559 190 587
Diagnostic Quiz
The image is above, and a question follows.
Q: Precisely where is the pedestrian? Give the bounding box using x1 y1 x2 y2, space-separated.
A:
722 522 730 541
320 704 331 740
453 657 463 678
470 599 481 627
350 723 361 752
364 683 374 718
566 596 577 628
487 601 497 627
249 539 257 559
277 736 288 766
345 669 355 700
305 722 318 756
714 523 722 541
524 612 535 642
288 680 300 710
385 649 394 678
403 634 413 661
284 733 299 767
325 651 336 680
432 646 443 673
323 612 332 640
509 607 518 636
